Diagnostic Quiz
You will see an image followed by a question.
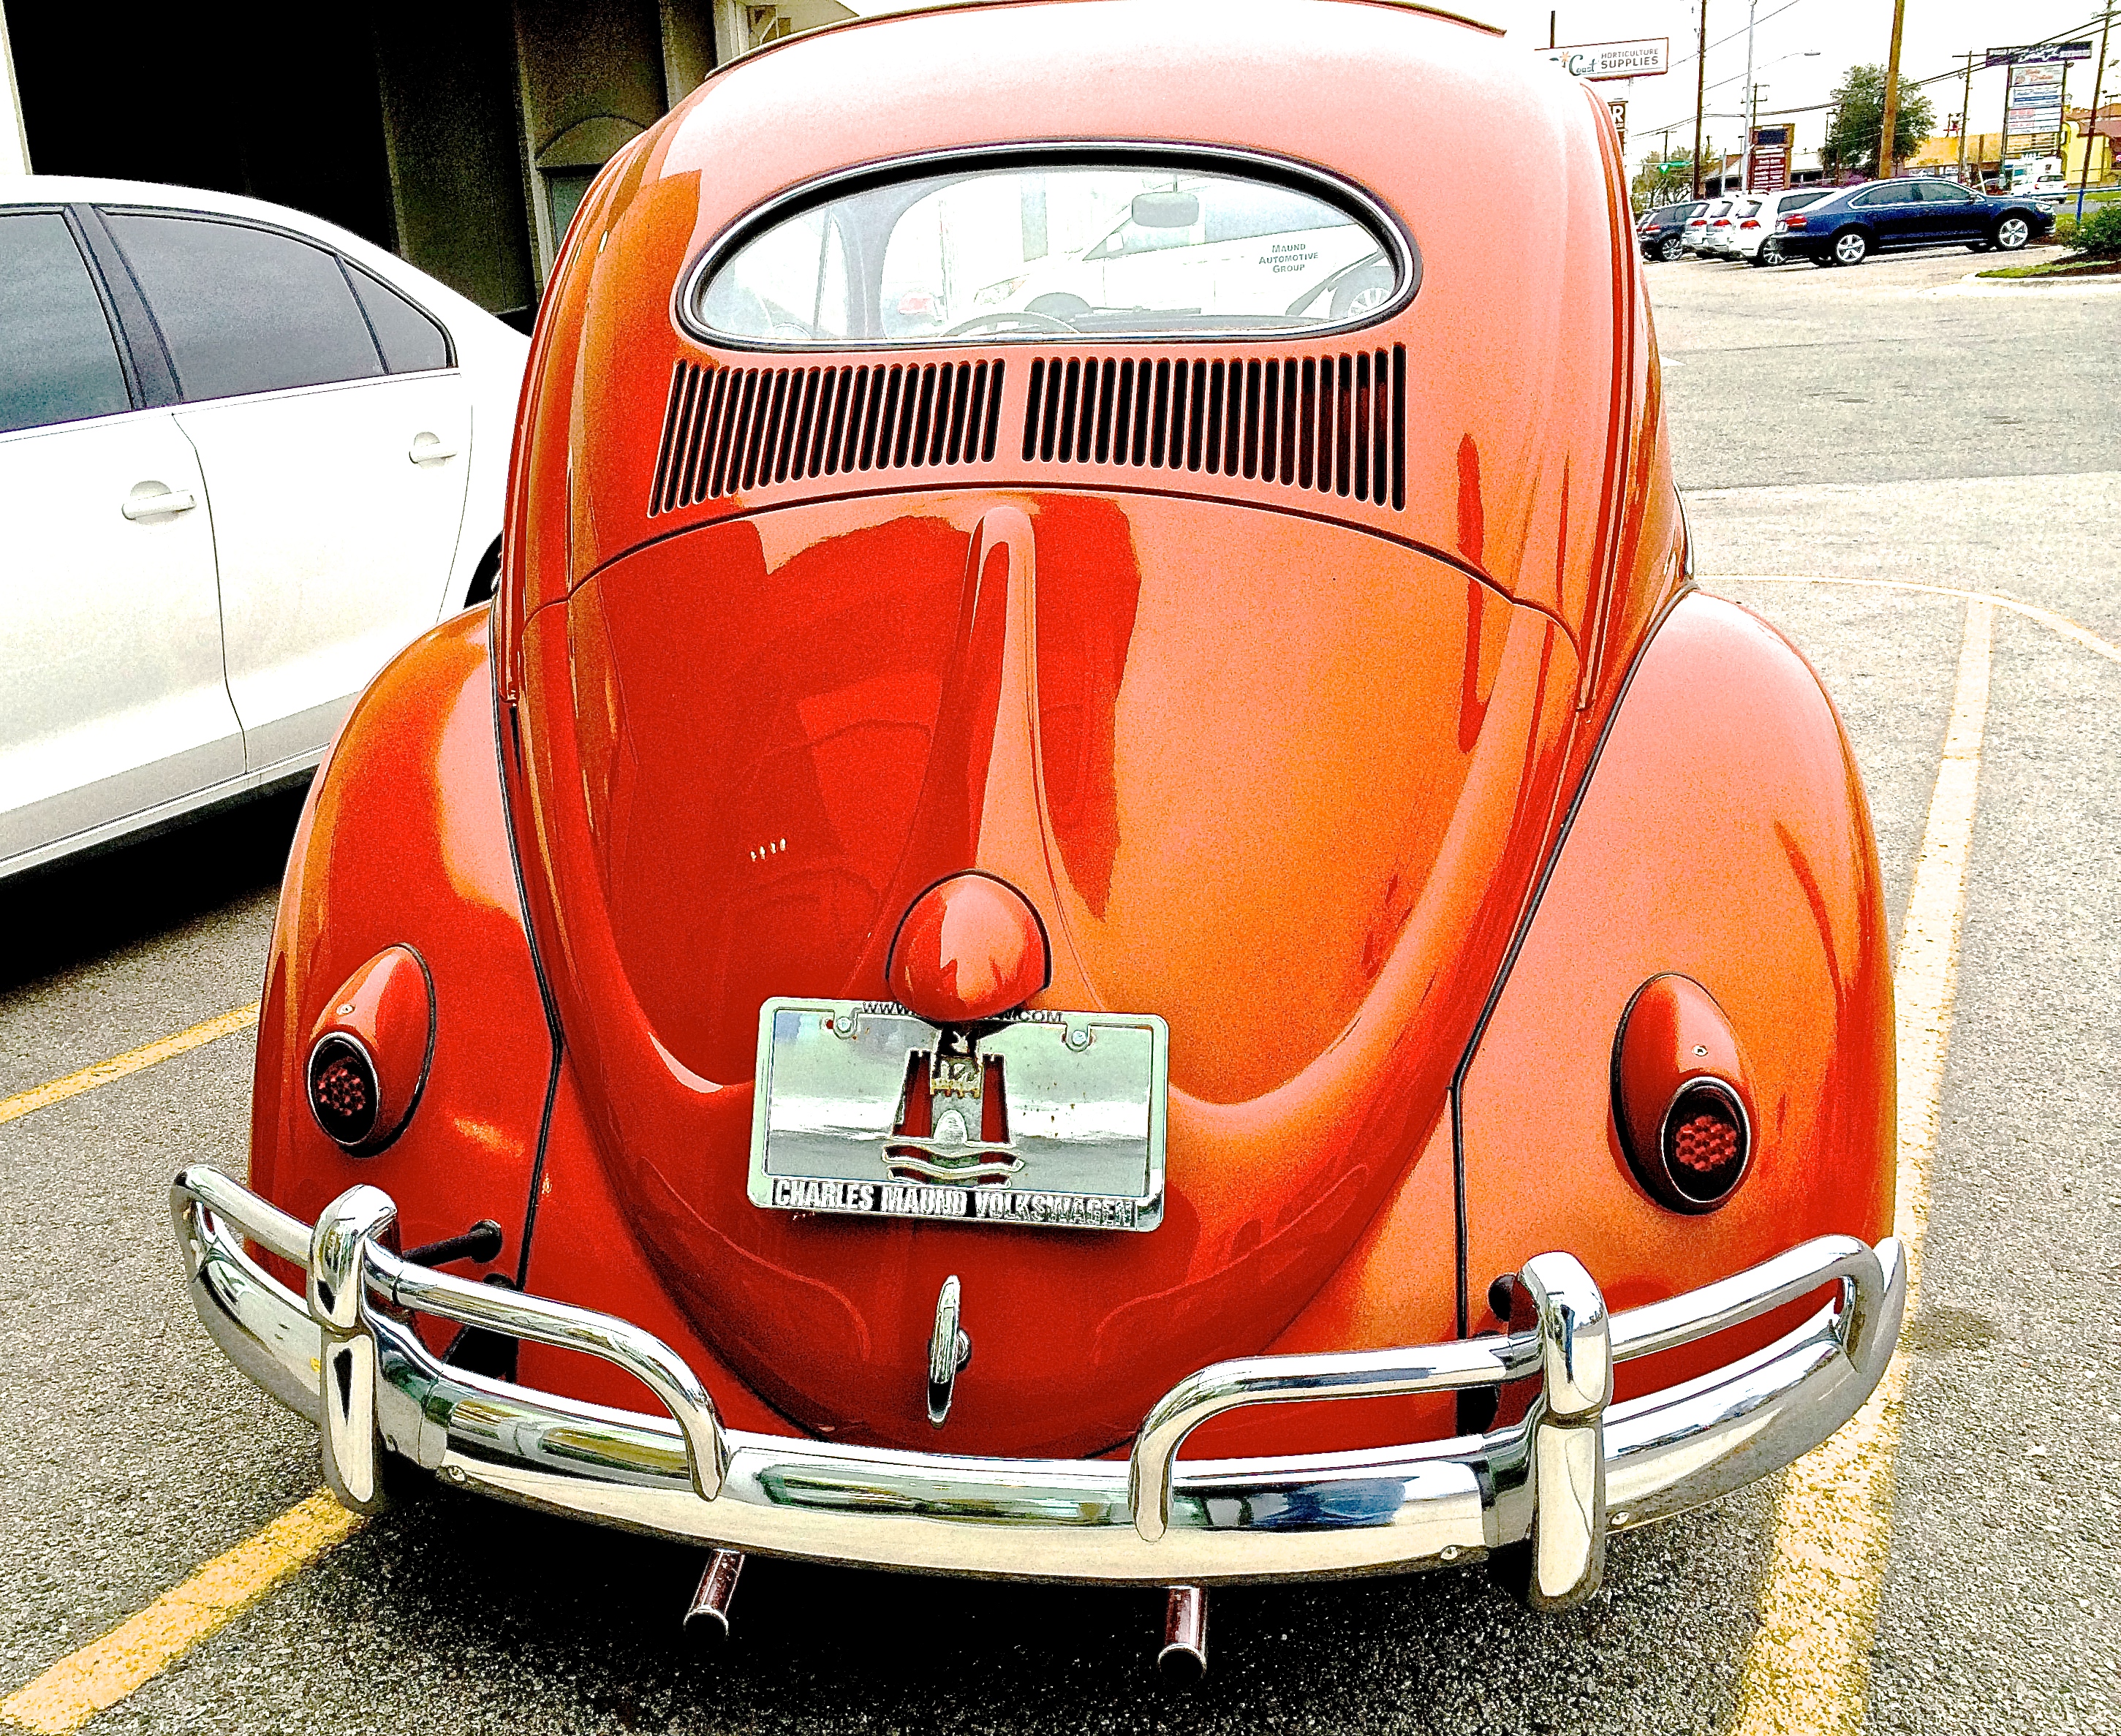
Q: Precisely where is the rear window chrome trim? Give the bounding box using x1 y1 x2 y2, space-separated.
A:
675 141 1421 355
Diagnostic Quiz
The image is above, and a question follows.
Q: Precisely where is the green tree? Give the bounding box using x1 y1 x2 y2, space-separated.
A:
1822 64 1937 175
1633 149 1702 210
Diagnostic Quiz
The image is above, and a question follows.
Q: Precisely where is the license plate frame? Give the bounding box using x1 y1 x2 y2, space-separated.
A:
749 998 1168 1232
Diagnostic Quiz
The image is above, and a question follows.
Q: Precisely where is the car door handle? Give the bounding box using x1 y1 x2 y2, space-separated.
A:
121 488 197 520
408 433 459 464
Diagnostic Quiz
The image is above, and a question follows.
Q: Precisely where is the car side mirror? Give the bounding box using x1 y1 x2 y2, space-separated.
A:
1131 191 1200 230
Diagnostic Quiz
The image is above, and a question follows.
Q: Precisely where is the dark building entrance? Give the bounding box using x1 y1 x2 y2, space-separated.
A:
4 1 838 319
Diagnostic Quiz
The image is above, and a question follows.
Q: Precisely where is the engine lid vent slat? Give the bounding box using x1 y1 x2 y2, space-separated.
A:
1019 346 1406 511
648 357 1007 515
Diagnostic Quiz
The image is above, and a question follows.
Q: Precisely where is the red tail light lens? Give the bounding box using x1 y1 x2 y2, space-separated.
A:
1663 1082 1748 1205
1785 213 1808 228
309 1035 381 1148
1739 219 1761 229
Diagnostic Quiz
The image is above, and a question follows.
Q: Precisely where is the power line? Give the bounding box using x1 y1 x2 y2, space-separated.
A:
1756 15 2112 118
1661 0 1809 77
1631 10 2112 139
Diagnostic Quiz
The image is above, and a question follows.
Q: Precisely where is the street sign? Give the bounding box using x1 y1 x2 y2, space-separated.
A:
1543 39 1670 81
1985 42 2093 67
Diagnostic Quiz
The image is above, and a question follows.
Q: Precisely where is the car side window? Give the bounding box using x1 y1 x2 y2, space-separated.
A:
0 212 132 434
102 213 385 402
345 264 452 373
1917 182 1976 204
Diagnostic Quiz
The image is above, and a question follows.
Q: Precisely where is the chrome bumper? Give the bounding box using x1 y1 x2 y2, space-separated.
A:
172 1167 1905 1599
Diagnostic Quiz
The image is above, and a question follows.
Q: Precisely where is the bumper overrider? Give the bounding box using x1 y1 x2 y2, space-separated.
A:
172 1167 1905 1606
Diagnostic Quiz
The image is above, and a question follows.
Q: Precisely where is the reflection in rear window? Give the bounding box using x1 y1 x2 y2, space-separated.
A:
692 162 1398 347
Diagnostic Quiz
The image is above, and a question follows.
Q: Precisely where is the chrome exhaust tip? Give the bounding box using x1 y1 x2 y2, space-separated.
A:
1157 1585 1207 1682
684 1548 745 1645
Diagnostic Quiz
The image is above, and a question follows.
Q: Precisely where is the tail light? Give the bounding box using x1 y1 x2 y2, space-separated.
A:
308 1036 381 1146
1739 219 1761 230
1663 1080 1748 1204
1612 975 1754 1212
306 946 436 1156
1785 213 1809 228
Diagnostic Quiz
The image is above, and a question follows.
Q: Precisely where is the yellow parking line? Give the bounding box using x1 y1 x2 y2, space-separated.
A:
1728 598 1994 1735
0 1003 260 1129
0 1493 363 1735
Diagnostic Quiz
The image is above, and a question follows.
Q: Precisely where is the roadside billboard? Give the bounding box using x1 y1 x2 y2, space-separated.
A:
2007 64 2064 130
1747 125 1791 192
1984 42 2093 67
1543 39 1669 81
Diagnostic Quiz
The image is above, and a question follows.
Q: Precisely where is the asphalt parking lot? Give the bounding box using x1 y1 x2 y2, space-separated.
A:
4 243 2117 1736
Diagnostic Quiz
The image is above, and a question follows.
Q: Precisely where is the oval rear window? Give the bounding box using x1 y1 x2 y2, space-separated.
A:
688 157 1404 348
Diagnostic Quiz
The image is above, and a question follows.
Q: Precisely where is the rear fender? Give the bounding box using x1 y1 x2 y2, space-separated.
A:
1459 592 1896 1391
250 611 555 1319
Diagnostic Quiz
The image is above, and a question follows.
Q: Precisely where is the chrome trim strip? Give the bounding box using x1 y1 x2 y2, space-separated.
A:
173 1167 1905 1588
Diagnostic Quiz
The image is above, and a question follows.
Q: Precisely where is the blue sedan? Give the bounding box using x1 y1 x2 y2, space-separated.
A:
1775 177 2054 266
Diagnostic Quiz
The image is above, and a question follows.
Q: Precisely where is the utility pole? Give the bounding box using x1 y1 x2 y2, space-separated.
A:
1998 60 2015 189
1741 0 1760 189
1550 11 1557 49
1956 52 1977 181
2076 6 2116 220
1692 0 1711 195
1879 0 1908 177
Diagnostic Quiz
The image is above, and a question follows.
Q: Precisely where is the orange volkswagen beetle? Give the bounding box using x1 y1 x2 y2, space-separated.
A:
175 0 1904 1677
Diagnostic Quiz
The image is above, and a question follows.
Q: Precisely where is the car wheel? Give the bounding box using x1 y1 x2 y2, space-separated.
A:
1752 238 1782 267
1995 216 2030 251
1328 261 1396 319
1831 229 1869 266
1660 235 1685 262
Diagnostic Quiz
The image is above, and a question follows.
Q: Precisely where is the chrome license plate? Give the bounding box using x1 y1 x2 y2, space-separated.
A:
749 999 1168 1232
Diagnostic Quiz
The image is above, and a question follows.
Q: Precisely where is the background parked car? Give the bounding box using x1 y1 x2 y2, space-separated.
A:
1775 177 2054 266
0 178 529 879
1637 199 1706 262
1733 188 1830 265
1696 198 1747 257
1685 198 1732 254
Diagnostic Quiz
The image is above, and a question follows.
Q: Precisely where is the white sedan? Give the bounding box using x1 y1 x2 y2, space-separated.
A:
0 178 528 879
967 177 1388 332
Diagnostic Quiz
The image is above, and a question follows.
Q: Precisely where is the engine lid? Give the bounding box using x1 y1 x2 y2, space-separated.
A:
512 489 1579 1454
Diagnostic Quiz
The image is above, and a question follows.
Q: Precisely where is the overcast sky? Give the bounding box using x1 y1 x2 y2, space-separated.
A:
1485 0 2119 159
833 1 2121 164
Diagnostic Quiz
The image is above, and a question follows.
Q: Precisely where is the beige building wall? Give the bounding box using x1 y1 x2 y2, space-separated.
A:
1915 123 2116 185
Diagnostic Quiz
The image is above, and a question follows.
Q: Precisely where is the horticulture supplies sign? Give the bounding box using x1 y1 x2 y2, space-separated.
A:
1544 39 1670 81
